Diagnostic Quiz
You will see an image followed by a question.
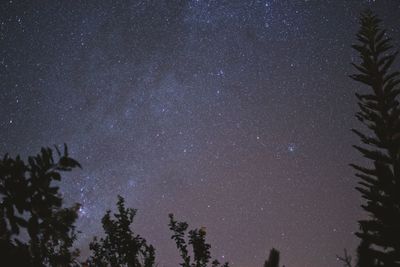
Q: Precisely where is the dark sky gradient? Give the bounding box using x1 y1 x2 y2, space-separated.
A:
1 1 400 266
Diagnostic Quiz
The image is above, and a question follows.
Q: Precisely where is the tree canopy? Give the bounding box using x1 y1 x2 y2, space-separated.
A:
0 145 81 266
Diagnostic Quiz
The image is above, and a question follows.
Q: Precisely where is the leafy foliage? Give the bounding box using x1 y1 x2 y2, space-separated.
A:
350 9 400 267
87 195 155 267
168 214 229 267
0 144 81 266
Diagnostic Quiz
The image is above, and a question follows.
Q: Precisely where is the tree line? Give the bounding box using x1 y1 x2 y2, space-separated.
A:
0 143 283 266
1 9 400 267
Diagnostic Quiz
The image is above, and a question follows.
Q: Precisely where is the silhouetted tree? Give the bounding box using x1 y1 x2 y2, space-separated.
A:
264 248 280 267
338 240 375 267
356 237 375 267
87 195 155 267
350 9 400 266
0 144 81 266
337 249 353 267
168 214 229 267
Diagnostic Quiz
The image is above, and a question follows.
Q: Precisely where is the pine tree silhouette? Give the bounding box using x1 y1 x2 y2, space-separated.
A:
0 144 81 266
356 236 375 267
264 248 280 267
168 214 229 267
350 9 400 266
87 195 155 267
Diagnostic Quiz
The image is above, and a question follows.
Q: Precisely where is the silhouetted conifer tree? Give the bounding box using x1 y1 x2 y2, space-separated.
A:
356 237 375 267
0 145 81 266
87 195 155 267
264 248 280 267
350 9 400 266
168 214 229 267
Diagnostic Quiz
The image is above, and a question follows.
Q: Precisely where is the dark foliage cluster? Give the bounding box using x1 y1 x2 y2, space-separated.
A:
0 145 81 266
0 145 280 267
168 213 228 267
86 196 155 267
0 145 238 267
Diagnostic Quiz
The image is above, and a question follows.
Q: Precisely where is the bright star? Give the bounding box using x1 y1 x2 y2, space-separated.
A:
288 143 295 152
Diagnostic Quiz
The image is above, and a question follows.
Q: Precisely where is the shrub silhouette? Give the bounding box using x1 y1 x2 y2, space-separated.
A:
0 145 81 266
86 195 155 267
168 213 229 267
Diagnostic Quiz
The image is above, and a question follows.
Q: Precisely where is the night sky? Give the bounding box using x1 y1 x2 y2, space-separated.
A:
1 1 400 266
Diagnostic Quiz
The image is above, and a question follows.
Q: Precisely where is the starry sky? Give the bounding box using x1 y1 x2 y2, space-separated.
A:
1 0 400 266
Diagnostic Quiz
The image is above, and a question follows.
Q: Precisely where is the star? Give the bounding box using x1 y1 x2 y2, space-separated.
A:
288 143 295 152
